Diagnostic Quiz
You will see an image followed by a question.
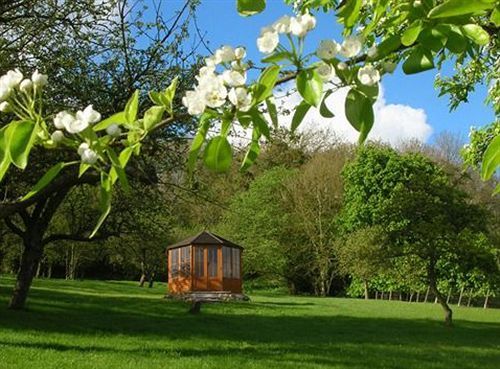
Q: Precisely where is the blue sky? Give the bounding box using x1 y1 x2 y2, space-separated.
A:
164 0 495 143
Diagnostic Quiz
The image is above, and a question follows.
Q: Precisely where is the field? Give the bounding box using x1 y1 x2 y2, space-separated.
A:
0 277 499 369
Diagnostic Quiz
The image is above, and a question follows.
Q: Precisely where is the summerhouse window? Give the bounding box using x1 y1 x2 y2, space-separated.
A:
223 246 240 278
194 246 204 277
171 248 179 278
180 246 191 276
223 246 231 277
208 247 218 277
232 248 240 278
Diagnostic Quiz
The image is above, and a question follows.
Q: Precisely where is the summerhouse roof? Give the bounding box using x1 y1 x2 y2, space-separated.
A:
166 231 243 250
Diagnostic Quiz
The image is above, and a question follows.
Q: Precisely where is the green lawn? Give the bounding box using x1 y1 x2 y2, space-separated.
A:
0 277 499 369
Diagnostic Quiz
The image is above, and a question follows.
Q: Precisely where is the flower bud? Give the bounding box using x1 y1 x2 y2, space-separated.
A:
234 47 246 60
106 124 122 137
19 79 33 93
32 70 48 87
51 130 65 143
81 148 98 165
78 142 89 156
0 101 10 112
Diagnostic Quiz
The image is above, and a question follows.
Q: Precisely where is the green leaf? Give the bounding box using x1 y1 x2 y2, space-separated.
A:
481 134 500 180
237 0 266 16
401 20 423 46
93 112 126 131
291 101 311 132
90 173 112 238
438 24 467 53
297 69 323 108
8 120 37 169
265 98 279 129
461 24 490 46
203 136 233 173
187 111 214 175
344 88 374 143
107 148 130 191
250 109 271 140
337 0 362 28
119 145 136 168
261 51 291 63
356 83 379 104
402 46 435 74
143 106 165 131
428 0 495 18
163 77 178 114
491 6 500 27
125 90 139 124
319 90 334 118
241 128 261 172
374 35 401 59
79 163 91 177
253 65 280 103
0 126 11 182
23 162 74 201
149 91 163 106
418 27 447 52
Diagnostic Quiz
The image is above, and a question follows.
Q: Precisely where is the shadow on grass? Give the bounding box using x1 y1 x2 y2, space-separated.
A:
0 282 499 369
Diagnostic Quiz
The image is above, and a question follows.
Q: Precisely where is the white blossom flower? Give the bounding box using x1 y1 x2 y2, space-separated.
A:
316 39 340 60
106 124 122 137
198 65 216 78
215 45 236 64
54 111 74 130
31 70 48 87
51 130 64 143
290 12 316 37
182 90 206 116
205 56 218 67
257 28 279 54
19 79 33 93
76 105 101 125
357 64 380 86
65 118 89 134
340 35 362 58
203 84 228 108
273 15 292 33
81 148 98 164
337 62 348 71
222 70 246 87
0 86 10 102
367 44 378 58
78 142 90 156
235 47 246 60
228 87 253 112
316 62 336 82
231 60 249 71
1 69 23 89
0 101 10 112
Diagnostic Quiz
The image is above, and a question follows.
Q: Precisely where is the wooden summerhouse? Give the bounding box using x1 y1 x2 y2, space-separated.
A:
166 231 243 295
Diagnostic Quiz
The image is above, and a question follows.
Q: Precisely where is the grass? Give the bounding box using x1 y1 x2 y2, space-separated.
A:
0 276 499 369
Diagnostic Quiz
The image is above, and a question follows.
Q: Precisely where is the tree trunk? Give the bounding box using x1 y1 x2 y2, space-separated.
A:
47 264 52 279
148 272 155 288
35 261 42 279
428 260 453 326
416 291 420 302
408 292 413 302
8 238 44 310
139 274 146 287
399 292 403 301
381 291 385 300
388 290 392 301
457 287 464 306
375 291 378 300
446 288 452 304
424 286 430 303
484 291 489 309
467 290 472 307
363 280 369 300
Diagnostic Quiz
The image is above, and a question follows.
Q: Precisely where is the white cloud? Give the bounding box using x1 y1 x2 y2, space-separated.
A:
274 83 432 146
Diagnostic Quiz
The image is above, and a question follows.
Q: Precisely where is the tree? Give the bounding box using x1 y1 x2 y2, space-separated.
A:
341 145 492 325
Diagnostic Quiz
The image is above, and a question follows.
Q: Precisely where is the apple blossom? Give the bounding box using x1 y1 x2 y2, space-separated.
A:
337 62 348 70
19 79 33 93
0 101 10 112
357 64 380 86
273 15 292 33
316 39 340 60
182 90 206 116
76 105 101 125
367 44 378 58
215 45 235 63
231 60 248 71
228 87 252 112
54 111 74 130
31 70 48 87
78 142 90 156
234 47 246 60
1 69 23 89
316 62 336 82
290 12 316 37
222 70 246 87
51 130 65 143
81 148 98 164
0 87 10 102
106 124 121 137
257 28 279 54
340 35 362 58
65 118 89 134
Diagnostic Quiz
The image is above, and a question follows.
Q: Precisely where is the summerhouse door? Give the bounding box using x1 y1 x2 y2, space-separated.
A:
193 246 221 291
